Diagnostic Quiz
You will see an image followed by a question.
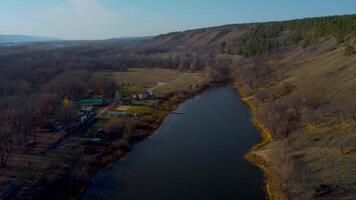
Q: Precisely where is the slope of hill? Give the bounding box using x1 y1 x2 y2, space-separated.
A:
146 14 356 200
241 38 356 200
147 24 250 50
147 14 356 55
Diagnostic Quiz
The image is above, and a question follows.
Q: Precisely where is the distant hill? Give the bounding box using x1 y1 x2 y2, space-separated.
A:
0 34 57 44
107 36 154 41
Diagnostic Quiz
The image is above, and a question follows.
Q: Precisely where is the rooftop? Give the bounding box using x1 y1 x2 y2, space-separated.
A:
79 98 104 104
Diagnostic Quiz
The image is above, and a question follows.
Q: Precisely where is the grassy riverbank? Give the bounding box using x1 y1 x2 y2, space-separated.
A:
233 81 284 200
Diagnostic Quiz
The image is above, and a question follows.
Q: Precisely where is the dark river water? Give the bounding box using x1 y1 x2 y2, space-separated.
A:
82 86 265 200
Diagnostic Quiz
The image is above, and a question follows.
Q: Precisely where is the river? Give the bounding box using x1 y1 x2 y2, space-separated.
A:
82 86 265 200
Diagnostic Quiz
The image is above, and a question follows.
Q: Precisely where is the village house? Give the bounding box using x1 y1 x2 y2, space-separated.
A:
79 98 105 112
121 91 154 105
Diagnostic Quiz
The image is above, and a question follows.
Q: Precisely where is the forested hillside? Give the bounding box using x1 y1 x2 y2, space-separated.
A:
148 14 356 200
149 14 356 55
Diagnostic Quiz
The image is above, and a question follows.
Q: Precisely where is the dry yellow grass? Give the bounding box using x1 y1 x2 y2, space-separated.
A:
153 72 206 97
259 38 356 199
95 68 206 97
116 105 130 112
96 68 183 87
281 39 356 107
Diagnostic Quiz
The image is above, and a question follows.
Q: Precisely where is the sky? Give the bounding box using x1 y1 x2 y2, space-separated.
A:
0 0 355 40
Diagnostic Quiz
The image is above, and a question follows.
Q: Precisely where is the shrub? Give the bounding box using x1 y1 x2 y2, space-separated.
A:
103 120 124 138
344 43 355 57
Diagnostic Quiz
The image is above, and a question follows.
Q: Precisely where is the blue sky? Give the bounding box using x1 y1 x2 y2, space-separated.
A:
0 0 355 39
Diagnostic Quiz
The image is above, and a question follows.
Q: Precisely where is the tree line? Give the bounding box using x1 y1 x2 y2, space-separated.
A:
221 14 356 57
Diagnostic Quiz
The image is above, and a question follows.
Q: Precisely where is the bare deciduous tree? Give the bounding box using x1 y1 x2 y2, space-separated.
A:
289 96 306 118
258 102 289 139
0 126 14 168
255 90 270 103
302 108 323 127
270 141 300 200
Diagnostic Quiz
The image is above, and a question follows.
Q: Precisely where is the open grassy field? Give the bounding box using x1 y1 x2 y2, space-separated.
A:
280 39 356 107
94 68 206 97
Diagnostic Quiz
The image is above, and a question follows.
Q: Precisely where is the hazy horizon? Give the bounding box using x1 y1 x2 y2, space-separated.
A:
1 0 355 40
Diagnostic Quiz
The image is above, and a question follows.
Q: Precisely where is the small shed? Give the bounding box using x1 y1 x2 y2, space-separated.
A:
79 98 104 112
79 98 104 106
80 105 94 112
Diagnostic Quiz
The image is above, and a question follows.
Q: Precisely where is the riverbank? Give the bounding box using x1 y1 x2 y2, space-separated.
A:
75 83 214 199
82 85 266 200
40 82 220 200
80 81 272 200
233 80 285 200
2 80 268 200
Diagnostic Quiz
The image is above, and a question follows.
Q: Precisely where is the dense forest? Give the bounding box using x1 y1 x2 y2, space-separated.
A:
230 14 356 56
149 14 356 56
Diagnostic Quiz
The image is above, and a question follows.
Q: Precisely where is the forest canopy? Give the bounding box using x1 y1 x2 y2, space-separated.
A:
224 14 356 56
